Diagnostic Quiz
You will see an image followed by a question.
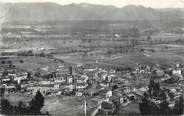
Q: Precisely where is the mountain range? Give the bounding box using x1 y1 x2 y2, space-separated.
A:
0 2 184 22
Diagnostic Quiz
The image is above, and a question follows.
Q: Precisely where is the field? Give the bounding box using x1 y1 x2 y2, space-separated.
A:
2 22 184 115
119 103 140 114
2 56 61 72
5 94 85 116
2 24 184 68
108 52 184 66
5 42 184 71
43 96 84 116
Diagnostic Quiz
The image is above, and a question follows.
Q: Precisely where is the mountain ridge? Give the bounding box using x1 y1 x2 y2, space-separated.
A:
0 2 183 22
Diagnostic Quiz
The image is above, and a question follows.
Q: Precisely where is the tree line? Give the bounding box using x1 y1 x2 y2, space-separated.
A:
139 79 184 115
0 90 50 115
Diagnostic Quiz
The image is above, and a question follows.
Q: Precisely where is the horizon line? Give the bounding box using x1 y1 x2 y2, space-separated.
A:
0 1 184 9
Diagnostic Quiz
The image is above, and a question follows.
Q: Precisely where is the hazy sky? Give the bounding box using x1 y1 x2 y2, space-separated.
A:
0 0 184 8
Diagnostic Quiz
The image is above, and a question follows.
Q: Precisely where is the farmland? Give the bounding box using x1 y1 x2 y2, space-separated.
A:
1 20 184 115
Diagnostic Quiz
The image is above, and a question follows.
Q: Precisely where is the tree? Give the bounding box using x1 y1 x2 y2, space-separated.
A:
16 84 21 91
151 49 155 53
141 92 160 114
27 50 34 56
7 60 12 65
178 95 184 114
148 79 155 95
27 72 31 79
19 60 24 63
173 95 184 115
107 50 112 55
1 99 12 114
86 79 92 88
18 101 24 109
39 52 46 57
153 82 161 97
2 69 8 77
29 90 44 114
7 60 13 68
17 101 26 114
112 100 120 114
139 92 150 115
140 48 144 52
1 60 5 65
160 91 167 101
160 99 169 115
0 86 5 97
112 85 118 91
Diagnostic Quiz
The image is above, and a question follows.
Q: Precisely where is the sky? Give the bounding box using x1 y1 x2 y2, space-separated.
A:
0 0 184 8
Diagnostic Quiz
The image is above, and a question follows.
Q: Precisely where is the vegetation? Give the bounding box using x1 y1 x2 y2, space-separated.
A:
30 90 45 115
139 80 184 115
0 90 49 115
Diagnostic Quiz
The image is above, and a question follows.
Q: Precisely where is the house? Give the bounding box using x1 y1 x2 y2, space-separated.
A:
76 77 86 83
106 74 114 83
60 82 67 89
151 69 164 80
5 85 16 92
36 70 52 78
54 73 67 83
99 101 115 115
8 73 16 78
172 69 183 79
109 95 120 103
127 93 136 101
106 90 112 98
81 75 88 83
75 83 87 90
96 71 108 81
67 77 73 83
68 84 75 91
27 85 53 95
122 87 131 93
54 84 60 90
100 81 110 87
54 72 67 81
132 90 145 103
66 74 74 83
101 72 108 81
172 69 182 75
76 91 83 96
2 78 11 83
54 78 66 83
139 87 148 92
60 83 75 91
120 96 129 106
38 81 52 85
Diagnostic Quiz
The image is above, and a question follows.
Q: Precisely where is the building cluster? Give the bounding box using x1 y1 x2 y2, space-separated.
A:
0 60 184 115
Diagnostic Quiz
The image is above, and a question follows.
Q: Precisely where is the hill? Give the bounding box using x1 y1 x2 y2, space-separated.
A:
0 2 184 22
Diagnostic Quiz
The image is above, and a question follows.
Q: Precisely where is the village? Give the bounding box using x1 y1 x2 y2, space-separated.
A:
0 54 184 115
1 2 184 115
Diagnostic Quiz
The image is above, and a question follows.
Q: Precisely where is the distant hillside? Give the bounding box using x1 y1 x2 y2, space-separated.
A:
0 2 184 22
